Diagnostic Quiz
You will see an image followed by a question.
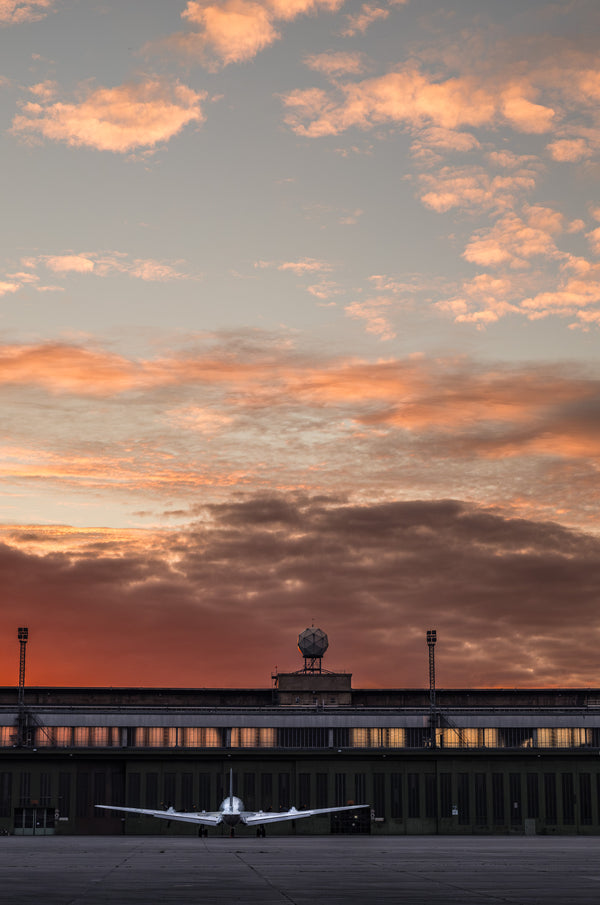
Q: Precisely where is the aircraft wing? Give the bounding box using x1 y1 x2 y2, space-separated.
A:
242 803 370 826
95 805 222 826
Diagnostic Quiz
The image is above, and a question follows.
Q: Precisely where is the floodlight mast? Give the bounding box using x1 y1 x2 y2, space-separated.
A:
427 629 437 748
17 627 28 707
16 627 29 747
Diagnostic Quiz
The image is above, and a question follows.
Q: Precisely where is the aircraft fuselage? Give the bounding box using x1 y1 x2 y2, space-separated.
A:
219 795 244 826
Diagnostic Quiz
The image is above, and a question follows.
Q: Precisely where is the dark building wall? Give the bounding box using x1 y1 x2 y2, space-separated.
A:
3 747 600 837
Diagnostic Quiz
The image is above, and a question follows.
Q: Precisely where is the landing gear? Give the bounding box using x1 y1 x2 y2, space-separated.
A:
256 826 266 837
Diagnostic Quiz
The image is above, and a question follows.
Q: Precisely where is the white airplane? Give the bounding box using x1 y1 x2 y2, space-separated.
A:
97 769 369 836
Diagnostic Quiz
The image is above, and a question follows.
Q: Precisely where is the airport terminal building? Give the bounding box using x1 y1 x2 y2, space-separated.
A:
2 629 600 836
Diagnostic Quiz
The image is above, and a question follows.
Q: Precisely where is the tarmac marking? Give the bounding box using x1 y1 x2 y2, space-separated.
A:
234 851 299 904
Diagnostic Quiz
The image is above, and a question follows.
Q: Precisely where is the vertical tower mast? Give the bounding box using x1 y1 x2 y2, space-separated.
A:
16 627 29 746
18 627 28 707
426 629 437 748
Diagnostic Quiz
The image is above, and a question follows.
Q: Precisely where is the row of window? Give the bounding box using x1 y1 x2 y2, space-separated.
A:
2 725 598 749
2 769 599 826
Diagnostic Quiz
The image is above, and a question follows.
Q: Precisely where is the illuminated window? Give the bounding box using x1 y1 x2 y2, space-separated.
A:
537 728 590 748
230 728 276 748
73 727 91 747
349 728 406 748
0 727 15 746
180 727 220 748
54 727 72 747
351 728 369 747
231 728 257 747
89 728 109 747
133 727 179 747
34 727 55 747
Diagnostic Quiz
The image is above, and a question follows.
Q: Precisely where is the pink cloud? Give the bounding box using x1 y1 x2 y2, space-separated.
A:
11 79 206 153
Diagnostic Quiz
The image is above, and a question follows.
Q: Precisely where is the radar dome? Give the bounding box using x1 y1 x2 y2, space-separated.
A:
298 627 328 659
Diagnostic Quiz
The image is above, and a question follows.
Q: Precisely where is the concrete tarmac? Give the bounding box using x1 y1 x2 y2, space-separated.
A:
3 835 600 904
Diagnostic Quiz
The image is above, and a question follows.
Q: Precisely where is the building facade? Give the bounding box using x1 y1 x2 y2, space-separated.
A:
2 673 600 835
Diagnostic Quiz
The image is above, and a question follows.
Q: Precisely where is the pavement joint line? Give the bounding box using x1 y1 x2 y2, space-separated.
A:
234 851 299 904
369 860 521 904
63 841 147 905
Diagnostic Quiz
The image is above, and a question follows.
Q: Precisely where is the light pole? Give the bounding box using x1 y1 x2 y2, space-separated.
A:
427 630 437 748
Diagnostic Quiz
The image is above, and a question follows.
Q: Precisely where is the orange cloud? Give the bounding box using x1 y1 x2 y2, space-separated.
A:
21 251 193 283
0 343 140 394
418 166 538 214
341 3 388 37
2 338 600 538
547 138 593 162
344 297 395 340
304 51 368 77
0 280 20 296
2 339 600 469
162 0 344 69
277 257 332 275
0 0 55 25
463 208 565 269
44 254 95 273
283 68 498 137
11 79 206 152
281 65 562 139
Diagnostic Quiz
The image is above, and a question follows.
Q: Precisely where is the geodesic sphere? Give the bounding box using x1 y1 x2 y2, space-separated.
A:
298 627 329 658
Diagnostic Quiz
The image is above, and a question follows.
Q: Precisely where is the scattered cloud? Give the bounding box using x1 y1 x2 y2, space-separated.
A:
547 138 594 162
0 280 20 296
340 3 388 37
0 0 56 25
282 65 559 138
256 257 333 275
345 297 395 339
43 254 95 274
154 0 345 70
17 251 193 284
306 279 344 300
304 50 368 77
418 165 539 214
462 206 565 269
12 79 206 153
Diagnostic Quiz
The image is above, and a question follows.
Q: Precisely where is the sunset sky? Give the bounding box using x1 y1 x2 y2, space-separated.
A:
1 0 600 689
